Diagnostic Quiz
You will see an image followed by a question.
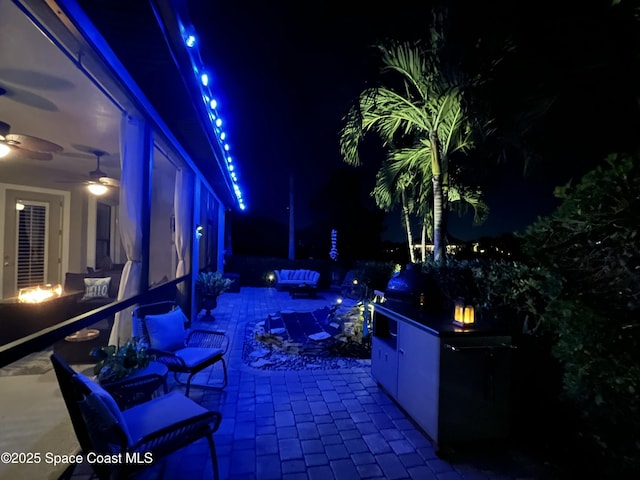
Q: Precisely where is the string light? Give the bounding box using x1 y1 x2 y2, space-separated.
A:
182 20 245 211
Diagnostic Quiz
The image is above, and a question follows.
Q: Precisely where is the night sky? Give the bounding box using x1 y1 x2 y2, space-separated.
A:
189 0 640 248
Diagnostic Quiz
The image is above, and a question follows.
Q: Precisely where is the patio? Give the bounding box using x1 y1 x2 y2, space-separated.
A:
1 287 555 479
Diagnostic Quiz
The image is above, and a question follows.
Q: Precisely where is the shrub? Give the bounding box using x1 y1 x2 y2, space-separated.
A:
421 258 561 334
520 153 640 476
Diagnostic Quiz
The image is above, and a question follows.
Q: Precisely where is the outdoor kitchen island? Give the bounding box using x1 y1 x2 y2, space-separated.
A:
371 300 513 455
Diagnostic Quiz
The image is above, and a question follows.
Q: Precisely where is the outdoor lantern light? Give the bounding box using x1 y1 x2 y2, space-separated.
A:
463 305 475 325
453 298 475 328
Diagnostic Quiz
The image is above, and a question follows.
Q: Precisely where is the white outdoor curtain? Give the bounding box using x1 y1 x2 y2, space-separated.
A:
109 114 147 346
174 168 193 304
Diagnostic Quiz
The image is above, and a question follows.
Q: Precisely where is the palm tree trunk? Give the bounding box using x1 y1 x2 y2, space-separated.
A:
401 190 416 263
430 131 445 265
420 220 427 263
432 175 445 264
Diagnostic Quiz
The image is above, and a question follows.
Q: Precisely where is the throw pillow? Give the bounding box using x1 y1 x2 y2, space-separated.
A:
145 307 187 352
82 277 111 301
75 373 133 445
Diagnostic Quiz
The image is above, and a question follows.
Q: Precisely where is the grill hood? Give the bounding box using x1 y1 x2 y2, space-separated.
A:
385 265 445 315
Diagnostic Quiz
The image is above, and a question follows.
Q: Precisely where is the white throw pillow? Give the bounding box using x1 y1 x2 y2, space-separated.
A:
82 277 111 300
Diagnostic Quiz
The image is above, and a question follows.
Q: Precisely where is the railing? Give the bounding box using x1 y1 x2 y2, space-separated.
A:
0 277 188 368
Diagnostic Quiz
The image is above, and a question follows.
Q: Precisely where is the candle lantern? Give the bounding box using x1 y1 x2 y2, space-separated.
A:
453 298 475 328
463 305 475 325
453 298 464 325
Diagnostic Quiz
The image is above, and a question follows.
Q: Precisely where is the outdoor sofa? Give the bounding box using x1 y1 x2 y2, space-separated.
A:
274 269 320 290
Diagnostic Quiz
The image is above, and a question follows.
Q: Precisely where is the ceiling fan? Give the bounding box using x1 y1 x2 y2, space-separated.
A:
0 120 63 161
58 150 120 195
84 150 120 195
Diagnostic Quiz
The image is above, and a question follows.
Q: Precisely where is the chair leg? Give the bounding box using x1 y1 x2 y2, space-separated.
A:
219 358 228 389
172 360 228 397
185 372 195 398
206 433 219 480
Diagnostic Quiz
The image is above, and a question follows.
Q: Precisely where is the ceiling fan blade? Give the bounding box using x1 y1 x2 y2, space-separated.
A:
99 177 120 188
5 133 63 153
10 146 52 161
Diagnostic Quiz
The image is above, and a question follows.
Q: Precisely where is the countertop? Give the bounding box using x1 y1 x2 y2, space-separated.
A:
374 300 510 337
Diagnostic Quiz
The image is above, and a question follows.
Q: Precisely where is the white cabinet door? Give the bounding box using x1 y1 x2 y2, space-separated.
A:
397 322 440 443
371 336 398 398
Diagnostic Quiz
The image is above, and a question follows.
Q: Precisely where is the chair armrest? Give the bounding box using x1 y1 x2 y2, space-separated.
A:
186 329 229 354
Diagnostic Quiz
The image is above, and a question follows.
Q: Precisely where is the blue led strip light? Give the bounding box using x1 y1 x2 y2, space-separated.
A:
181 26 245 210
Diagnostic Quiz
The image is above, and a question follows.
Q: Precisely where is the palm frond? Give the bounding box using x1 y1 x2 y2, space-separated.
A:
447 185 490 224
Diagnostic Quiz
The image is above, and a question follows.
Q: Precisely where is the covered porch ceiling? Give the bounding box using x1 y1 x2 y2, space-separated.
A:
0 0 122 197
0 0 239 207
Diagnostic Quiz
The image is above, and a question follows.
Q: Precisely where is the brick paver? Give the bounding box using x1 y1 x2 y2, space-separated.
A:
68 287 555 480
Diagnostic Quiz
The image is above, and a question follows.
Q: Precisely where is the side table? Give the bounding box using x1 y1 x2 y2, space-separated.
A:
100 361 169 410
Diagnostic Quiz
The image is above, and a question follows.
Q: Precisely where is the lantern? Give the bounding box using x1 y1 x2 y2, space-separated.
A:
453 298 464 324
463 305 475 326
453 298 475 328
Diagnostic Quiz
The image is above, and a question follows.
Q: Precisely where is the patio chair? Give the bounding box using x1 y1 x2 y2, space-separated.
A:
50 353 222 480
132 301 229 397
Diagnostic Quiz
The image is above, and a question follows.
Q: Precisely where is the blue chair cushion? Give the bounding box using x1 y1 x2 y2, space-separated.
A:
145 307 187 352
122 392 212 445
174 347 224 368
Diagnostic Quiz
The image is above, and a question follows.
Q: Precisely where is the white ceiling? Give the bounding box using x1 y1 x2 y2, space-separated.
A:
0 1 122 193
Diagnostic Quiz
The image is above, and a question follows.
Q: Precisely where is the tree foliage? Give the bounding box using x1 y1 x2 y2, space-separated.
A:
520 153 640 476
339 35 487 264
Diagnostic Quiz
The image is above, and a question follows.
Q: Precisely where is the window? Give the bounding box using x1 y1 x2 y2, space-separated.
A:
16 202 48 288
96 202 111 263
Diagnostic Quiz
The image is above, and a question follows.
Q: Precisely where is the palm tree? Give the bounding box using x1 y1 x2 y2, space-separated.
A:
374 147 488 263
371 157 421 263
340 38 482 264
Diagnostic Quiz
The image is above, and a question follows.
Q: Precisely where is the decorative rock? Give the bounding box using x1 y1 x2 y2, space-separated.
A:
249 348 270 358
251 358 275 368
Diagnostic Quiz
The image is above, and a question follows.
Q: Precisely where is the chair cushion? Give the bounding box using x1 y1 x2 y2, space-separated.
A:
122 392 212 445
75 373 133 445
145 307 187 352
174 347 224 368
81 277 111 301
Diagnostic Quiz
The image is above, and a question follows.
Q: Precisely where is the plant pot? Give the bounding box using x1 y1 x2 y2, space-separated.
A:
200 294 217 320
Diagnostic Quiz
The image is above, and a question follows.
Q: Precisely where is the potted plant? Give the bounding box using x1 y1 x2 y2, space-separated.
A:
195 271 234 318
91 338 150 384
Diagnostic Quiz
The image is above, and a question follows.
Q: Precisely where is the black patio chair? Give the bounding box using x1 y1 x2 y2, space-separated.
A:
132 301 229 397
50 353 221 480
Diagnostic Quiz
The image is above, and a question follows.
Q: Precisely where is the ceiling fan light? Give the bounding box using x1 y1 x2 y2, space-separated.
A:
0 142 10 158
87 183 108 196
